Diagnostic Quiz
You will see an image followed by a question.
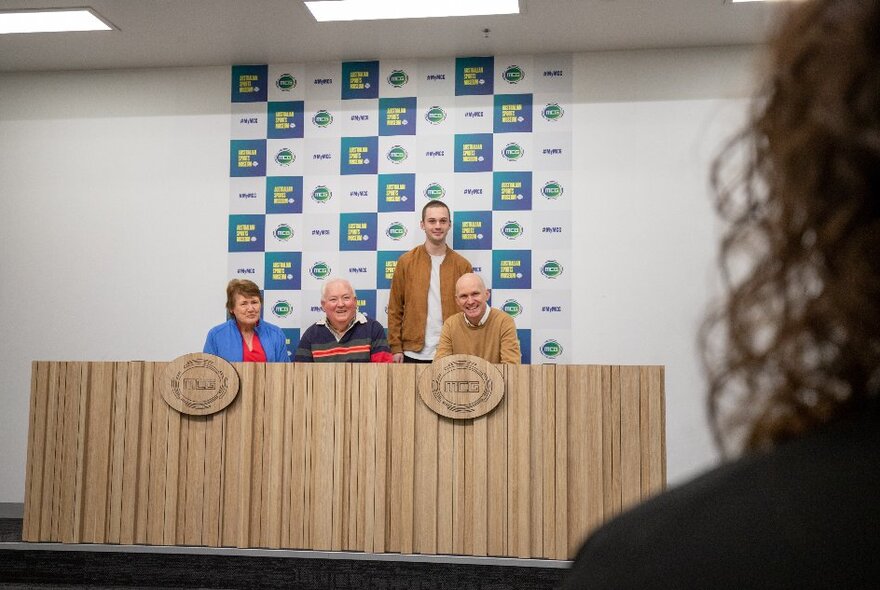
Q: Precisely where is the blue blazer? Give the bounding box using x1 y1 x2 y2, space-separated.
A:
203 319 291 362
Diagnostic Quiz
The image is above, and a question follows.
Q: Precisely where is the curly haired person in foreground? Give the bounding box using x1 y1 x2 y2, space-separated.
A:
564 1 880 587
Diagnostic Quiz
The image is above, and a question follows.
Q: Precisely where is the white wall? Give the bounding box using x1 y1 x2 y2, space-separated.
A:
0 46 757 504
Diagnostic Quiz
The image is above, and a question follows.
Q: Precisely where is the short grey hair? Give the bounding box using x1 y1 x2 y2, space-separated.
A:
320 277 357 301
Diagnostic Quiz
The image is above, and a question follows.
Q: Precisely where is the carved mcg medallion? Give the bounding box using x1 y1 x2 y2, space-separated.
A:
160 353 240 416
418 354 505 419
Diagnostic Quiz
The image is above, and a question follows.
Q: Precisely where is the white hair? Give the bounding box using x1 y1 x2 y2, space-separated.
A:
320 277 356 301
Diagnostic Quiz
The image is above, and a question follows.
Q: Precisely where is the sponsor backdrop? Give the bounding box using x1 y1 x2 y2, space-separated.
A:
229 56 572 364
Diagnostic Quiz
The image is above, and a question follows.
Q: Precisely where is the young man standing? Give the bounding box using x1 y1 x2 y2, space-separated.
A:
387 201 473 363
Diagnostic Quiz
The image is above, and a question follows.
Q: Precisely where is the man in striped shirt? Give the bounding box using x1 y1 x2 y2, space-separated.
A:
295 278 393 363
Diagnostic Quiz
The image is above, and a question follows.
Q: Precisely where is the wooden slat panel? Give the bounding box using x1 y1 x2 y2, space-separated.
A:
249 364 267 547
184 415 208 546
346 365 361 551
372 365 388 553
107 362 129 543
472 413 488 556
360 365 378 553
610 366 622 516
413 369 438 555
40 360 65 539
529 367 544 557
164 386 183 546
82 362 113 543
507 365 531 558
220 363 243 546
565 365 588 553
331 364 348 551
287 363 309 548
436 415 454 555
146 363 169 545
600 366 613 520
263 364 285 548
398 365 416 554
202 408 224 547
22 361 665 560
619 366 641 511
452 418 465 555
22 361 49 541
309 363 335 550
647 366 666 497
541 366 557 558
486 375 507 557
554 365 568 560
583 366 605 547
119 362 143 544
133 363 155 544
39 361 59 540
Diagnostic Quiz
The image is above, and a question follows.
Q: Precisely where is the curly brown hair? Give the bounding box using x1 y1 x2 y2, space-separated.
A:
703 0 880 454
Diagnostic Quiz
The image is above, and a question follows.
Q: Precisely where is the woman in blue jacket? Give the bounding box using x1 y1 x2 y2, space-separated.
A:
203 279 291 362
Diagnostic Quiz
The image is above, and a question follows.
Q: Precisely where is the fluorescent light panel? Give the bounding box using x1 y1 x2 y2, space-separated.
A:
305 0 520 22
0 8 112 34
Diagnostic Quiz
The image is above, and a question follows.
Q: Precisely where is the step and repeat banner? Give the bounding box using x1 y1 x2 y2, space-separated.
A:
228 55 572 364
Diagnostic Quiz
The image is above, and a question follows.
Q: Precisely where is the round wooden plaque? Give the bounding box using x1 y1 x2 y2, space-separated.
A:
160 353 240 416
418 354 505 419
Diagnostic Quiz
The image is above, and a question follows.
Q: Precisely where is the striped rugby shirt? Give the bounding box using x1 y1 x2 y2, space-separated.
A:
295 312 393 363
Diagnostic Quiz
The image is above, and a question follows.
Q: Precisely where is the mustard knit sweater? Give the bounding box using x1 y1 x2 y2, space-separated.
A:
435 308 521 364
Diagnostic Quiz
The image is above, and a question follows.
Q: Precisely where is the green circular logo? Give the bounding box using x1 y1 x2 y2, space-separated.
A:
273 224 293 241
425 106 447 125
276 73 296 91
424 183 446 200
310 261 331 279
388 70 409 88
312 109 333 127
272 300 292 318
503 65 524 84
503 143 524 161
502 299 522 317
501 221 523 240
541 181 563 200
275 148 294 166
386 222 407 241
542 103 564 121
311 185 332 203
541 260 563 278
540 340 563 359
387 145 408 163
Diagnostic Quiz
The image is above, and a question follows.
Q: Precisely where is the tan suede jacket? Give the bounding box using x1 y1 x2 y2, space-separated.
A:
386 244 472 354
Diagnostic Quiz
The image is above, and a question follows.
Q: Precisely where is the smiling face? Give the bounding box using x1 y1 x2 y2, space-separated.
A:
231 293 261 330
455 273 490 324
420 202 451 247
321 279 357 332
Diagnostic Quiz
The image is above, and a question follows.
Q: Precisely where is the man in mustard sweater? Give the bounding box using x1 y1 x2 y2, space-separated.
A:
435 273 521 364
387 201 472 363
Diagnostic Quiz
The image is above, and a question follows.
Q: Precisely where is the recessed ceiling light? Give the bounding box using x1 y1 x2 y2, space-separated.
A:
304 0 520 22
0 8 113 34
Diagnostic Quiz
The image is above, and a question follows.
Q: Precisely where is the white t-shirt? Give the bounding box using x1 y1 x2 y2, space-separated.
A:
405 253 445 360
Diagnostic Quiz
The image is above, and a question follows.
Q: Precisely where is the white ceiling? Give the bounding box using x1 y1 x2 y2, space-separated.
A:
0 0 781 73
